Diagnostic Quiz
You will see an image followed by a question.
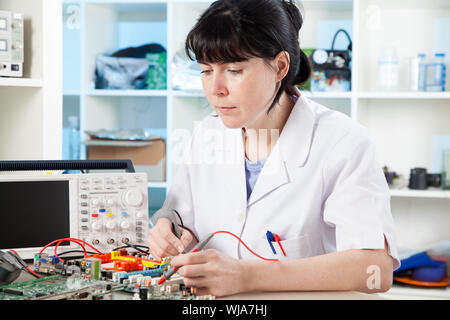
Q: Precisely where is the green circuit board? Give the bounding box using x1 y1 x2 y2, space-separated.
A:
0 275 214 300
0 275 126 300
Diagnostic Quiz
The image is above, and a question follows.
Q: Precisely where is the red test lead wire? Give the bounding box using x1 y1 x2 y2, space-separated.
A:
158 247 199 285
213 230 279 262
157 230 278 285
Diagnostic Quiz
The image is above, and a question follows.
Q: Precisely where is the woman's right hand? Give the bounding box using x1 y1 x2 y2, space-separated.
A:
148 218 195 260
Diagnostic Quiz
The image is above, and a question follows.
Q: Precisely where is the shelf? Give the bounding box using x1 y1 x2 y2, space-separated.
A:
1 0 62 160
86 89 168 97
83 0 167 6
83 140 156 147
63 90 81 96
171 90 205 97
301 0 353 10
301 91 352 99
171 90 450 100
390 188 450 199
171 90 354 99
358 92 450 100
148 181 167 188
0 78 43 88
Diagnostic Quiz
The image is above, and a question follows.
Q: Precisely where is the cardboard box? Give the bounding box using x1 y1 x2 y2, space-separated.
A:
85 138 166 181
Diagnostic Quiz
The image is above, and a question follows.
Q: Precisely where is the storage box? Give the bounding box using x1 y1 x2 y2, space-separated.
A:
85 138 166 181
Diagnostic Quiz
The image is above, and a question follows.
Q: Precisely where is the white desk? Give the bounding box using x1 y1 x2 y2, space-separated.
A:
219 290 385 300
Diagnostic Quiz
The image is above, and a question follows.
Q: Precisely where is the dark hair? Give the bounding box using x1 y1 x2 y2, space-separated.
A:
185 0 311 113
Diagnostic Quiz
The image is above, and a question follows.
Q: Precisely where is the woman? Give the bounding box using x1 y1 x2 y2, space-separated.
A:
149 0 400 297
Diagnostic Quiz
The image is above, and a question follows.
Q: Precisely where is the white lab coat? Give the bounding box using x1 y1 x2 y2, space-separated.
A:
159 91 400 270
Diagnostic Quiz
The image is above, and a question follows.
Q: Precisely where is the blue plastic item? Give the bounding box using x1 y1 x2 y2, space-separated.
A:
412 262 447 282
394 252 442 274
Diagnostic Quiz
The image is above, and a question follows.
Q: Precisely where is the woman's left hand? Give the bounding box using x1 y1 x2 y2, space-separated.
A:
170 249 247 297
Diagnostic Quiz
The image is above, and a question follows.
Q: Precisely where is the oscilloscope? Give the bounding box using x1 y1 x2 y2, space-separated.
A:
0 162 150 259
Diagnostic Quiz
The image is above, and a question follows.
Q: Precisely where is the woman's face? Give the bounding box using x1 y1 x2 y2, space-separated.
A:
200 57 280 129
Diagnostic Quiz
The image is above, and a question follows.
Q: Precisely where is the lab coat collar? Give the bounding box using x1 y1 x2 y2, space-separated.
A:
247 90 316 207
279 90 316 168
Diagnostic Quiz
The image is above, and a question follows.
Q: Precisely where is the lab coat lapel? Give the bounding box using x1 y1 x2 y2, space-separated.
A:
247 94 316 207
247 142 289 206
223 127 248 211
280 94 316 169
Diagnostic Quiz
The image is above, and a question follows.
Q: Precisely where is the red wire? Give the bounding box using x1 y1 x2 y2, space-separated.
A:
26 266 42 278
40 237 103 255
212 230 278 262
54 239 87 262
40 237 103 262
10 249 42 278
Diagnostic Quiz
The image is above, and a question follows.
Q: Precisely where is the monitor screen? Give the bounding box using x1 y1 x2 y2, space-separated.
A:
0 180 70 250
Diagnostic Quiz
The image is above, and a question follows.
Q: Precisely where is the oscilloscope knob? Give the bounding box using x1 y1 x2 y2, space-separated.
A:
91 198 104 207
120 220 130 230
106 221 116 230
121 189 144 207
91 221 102 231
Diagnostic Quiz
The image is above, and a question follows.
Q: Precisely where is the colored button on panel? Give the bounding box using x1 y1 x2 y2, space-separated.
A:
92 213 99 218
99 208 106 213
106 213 114 217
121 212 128 217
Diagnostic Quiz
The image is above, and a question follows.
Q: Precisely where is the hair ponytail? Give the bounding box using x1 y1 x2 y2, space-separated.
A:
295 49 312 86
281 0 311 88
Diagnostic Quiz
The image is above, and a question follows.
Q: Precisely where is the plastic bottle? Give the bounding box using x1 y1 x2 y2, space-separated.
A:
377 47 399 91
68 115 80 160
425 53 446 92
410 53 426 91
418 53 427 91
434 53 446 91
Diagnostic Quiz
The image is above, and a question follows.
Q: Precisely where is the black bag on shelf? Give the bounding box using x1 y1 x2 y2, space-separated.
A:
309 29 352 92
94 43 166 90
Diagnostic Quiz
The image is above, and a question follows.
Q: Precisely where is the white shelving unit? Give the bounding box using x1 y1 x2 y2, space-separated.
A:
0 0 62 161
0 78 43 87
390 188 450 199
61 0 449 298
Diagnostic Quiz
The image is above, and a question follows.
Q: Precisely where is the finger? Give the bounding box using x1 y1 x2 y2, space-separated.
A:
155 236 180 257
183 276 209 289
159 224 186 254
147 234 164 260
195 287 212 297
148 233 176 259
151 221 184 256
179 227 194 249
171 251 209 267
178 263 209 278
